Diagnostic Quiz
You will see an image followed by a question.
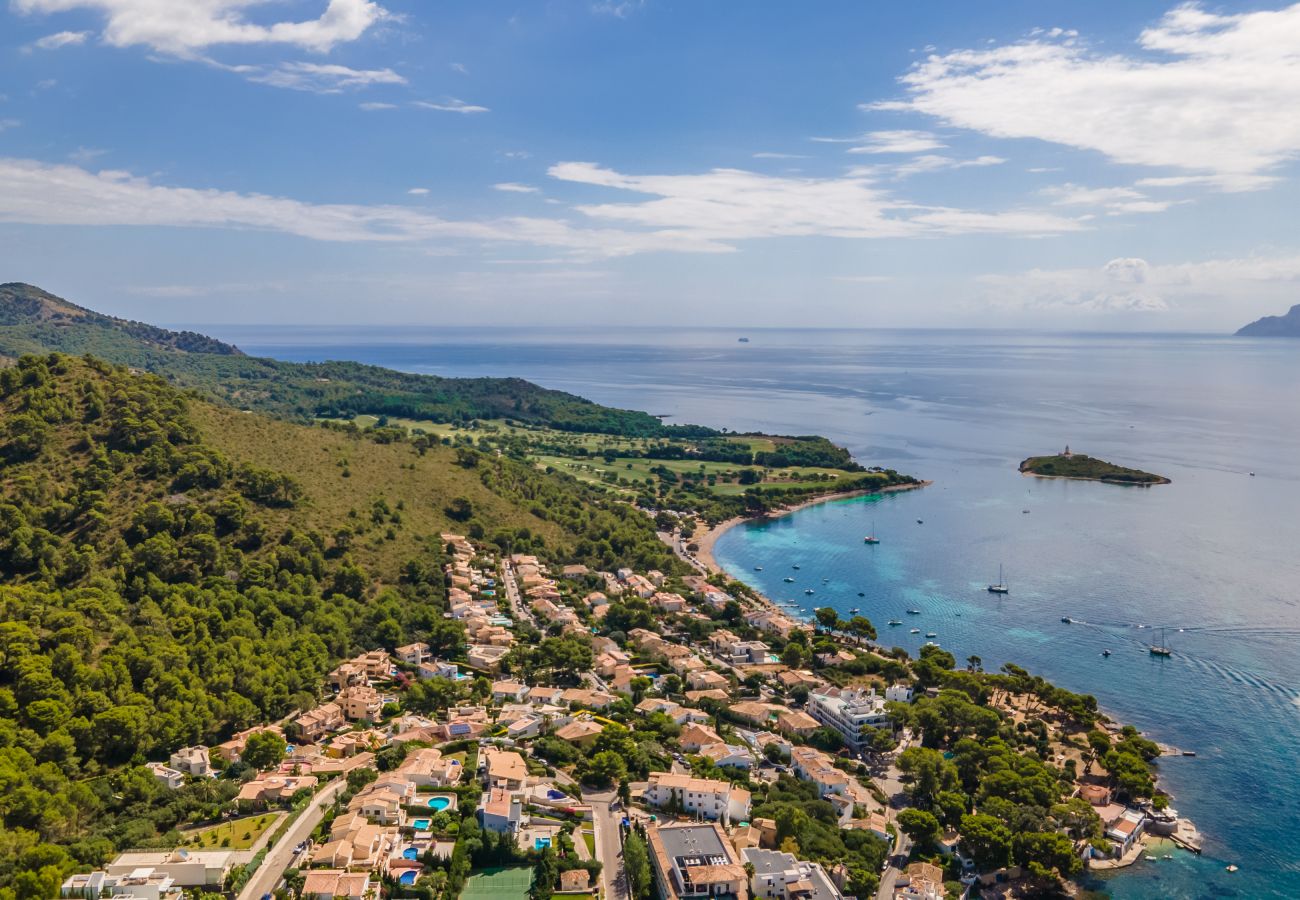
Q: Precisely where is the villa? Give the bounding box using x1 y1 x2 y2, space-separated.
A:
743 848 843 900
167 745 211 777
646 822 749 900
301 870 372 900
643 772 751 824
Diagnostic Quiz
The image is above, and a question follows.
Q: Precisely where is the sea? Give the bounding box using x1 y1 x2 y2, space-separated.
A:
203 325 1300 899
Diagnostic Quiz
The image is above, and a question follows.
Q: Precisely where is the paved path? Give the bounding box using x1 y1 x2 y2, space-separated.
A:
238 778 345 900
583 788 628 900
874 831 913 900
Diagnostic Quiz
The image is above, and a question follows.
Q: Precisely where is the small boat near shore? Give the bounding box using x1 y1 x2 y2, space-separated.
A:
784 577 795 583
1061 616 1072 623
987 564 1010 594
910 628 921 634
925 632 937 638
863 520 880 544
1102 649 1111 657
888 619 902 626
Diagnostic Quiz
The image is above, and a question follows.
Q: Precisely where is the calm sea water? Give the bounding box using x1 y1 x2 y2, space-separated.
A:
205 325 1300 899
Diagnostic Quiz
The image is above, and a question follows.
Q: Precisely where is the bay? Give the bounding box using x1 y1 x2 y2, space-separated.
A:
209 324 1300 899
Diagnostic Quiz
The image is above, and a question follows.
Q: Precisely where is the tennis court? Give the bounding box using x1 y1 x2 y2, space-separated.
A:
462 867 534 900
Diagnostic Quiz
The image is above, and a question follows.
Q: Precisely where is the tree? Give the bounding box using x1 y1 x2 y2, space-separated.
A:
578 750 627 787
624 831 652 900
814 607 840 631
780 643 805 668
1013 831 1082 881
896 808 941 848
934 790 969 830
958 813 1012 871
241 729 286 771
846 615 877 641
445 497 474 522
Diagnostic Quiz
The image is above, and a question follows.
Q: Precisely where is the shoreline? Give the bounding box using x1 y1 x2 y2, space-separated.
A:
1019 470 1172 487
692 480 930 577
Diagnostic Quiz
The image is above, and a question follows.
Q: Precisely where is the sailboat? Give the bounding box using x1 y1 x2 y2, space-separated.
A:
1149 627 1173 657
987 564 1009 594
863 520 880 545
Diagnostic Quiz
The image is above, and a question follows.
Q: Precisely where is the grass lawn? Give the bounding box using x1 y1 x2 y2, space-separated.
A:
178 812 279 850
581 829 596 856
462 867 534 900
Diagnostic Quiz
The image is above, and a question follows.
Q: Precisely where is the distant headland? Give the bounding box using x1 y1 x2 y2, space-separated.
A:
1236 304 1300 337
1021 447 1170 485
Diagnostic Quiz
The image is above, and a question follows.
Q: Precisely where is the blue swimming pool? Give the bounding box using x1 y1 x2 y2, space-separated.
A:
427 796 451 810
534 837 552 851
411 818 431 830
403 847 419 860
399 871 417 885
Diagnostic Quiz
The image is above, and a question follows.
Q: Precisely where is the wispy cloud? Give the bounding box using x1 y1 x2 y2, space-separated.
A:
493 182 539 193
413 98 489 114
854 154 1005 179
1042 183 1174 215
549 161 1083 242
591 0 645 17
359 101 398 110
870 2 1300 191
12 0 390 54
450 62 468 74
0 119 21 133
407 187 429 195
68 146 107 164
847 130 946 154
239 61 405 93
31 29 90 50
752 152 810 160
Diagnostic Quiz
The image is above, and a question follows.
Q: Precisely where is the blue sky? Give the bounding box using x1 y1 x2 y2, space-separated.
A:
1 0 1299 330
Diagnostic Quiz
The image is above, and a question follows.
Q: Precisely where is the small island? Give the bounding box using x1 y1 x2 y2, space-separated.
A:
1021 446 1170 485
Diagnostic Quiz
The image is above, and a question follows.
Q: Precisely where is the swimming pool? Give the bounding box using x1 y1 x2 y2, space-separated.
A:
399 871 417 885
427 796 451 810
403 847 419 860
411 818 431 830
534 837 552 851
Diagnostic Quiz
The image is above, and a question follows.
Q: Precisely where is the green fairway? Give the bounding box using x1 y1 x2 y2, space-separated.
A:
462 867 534 900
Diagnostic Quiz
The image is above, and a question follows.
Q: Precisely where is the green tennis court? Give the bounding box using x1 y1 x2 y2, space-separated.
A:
462 867 534 900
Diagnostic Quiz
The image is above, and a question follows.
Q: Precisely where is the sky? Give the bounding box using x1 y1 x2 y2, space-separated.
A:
1 0 1299 331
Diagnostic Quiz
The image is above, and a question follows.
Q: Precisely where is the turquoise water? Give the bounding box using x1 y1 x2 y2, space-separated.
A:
403 846 419 860
428 796 451 810
535 837 552 851
212 325 1300 899
411 817 431 830
399 870 417 885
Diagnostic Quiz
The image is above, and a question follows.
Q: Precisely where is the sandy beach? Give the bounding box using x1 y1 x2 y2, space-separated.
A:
691 480 930 576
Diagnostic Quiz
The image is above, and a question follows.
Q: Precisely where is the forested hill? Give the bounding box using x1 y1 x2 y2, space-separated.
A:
0 352 679 891
0 283 694 436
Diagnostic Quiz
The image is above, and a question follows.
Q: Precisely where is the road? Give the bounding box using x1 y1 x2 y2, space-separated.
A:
583 788 628 900
238 778 345 900
874 831 913 900
501 561 538 628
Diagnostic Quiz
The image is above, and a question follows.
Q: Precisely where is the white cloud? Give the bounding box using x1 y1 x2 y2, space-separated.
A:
13 0 389 54
32 29 90 50
752 152 810 160
359 101 397 110
848 130 946 154
0 156 732 258
591 0 644 17
549 161 1082 241
1042 183 1174 214
0 119 20 132
413 98 489 114
68 146 107 164
493 182 539 193
240 61 405 92
407 187 429 195
857 154 1005 179
874 2 1300 191
978 252 1300 314
450 62 467 74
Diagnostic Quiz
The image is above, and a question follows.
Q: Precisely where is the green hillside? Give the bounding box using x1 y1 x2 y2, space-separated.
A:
0 352 678 895
0 283 686 436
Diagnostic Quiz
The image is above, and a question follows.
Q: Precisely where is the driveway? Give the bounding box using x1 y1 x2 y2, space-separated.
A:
583 788 628 900
238 778 345 900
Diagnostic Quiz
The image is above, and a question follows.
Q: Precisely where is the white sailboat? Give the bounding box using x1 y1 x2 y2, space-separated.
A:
987 564 1009 594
